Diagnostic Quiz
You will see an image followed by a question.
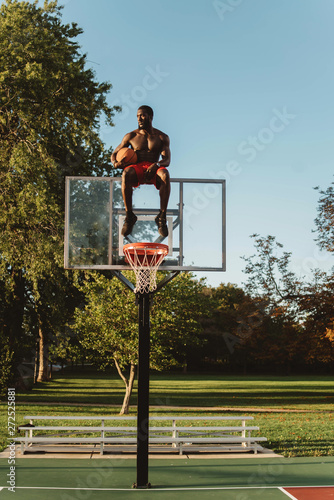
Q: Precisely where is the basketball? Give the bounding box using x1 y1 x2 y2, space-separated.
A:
116 148 137 166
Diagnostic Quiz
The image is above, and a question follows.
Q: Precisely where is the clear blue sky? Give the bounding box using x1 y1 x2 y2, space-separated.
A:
33 1 334 285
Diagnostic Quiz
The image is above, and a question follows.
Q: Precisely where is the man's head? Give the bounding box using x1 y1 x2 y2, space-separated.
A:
137 105 154 130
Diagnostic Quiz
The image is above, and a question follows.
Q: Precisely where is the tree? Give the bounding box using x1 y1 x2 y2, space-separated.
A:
240 235 306 372
151 273 211 372
296 270 334 369
298 182 334 368
199 283 249 369
0 0 119 392
242 234 301 314
73 271 210 414
241 233 334 372
314 181 334 253
239 177 334 374
199 282 301 374
74 272 138 415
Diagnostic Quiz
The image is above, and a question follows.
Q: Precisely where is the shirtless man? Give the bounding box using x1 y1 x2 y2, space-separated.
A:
111 105 171 237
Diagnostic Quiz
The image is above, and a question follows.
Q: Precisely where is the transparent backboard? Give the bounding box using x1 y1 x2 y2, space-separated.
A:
64 177 226 271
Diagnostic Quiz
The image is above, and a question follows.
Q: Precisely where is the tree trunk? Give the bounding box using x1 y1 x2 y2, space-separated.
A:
33 341 39 384
37 324 49 382
114 358 136 415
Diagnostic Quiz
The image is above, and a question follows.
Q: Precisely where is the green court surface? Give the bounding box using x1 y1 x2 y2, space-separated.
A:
1 457 334 499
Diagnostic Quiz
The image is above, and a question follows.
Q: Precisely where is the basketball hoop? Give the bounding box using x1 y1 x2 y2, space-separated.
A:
123 242 169 294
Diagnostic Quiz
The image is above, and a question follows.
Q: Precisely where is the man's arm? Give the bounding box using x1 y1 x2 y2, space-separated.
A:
144 134 171 181
111 132 135 168
158 134 171 167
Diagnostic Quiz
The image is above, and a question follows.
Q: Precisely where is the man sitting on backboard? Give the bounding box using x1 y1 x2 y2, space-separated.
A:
111 105 171 237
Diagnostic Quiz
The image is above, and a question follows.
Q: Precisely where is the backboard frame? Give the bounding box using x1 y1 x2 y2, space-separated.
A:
64 176 226 272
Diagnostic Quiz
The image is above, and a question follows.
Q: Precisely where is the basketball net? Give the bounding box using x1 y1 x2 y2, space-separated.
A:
123 243 169 294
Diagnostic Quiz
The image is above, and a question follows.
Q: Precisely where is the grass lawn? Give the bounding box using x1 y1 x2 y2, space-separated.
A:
0 368 333 457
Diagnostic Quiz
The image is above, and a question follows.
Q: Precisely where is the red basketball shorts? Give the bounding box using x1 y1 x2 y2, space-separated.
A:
124 162 167 189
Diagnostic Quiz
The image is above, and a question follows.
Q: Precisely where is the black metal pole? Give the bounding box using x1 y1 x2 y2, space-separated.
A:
135 291 151 488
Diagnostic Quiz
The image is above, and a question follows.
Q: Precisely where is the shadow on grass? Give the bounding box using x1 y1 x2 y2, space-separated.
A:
15 370 334 409
269 438 334 457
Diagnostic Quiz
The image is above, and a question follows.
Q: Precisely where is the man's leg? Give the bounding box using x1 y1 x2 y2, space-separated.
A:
121 167 138 236
155 169 170 237
122 167 138 211
157 168 170 211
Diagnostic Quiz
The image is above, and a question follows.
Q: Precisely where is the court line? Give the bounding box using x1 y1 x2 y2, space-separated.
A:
279 488 298 500
0 485 334 492
0 486 280 492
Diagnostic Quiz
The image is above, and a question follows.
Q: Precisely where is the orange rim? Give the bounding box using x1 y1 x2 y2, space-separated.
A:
123 242 169 256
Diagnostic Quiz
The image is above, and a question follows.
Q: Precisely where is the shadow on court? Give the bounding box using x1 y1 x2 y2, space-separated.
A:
0 457 334 499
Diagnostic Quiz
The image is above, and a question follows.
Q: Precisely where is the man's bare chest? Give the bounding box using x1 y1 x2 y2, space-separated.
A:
130 133 163 152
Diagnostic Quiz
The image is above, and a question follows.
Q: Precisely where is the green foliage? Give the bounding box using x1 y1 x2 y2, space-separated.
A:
0 0 118 161
0 0 119 281
242 234 301 313
73 271 211 372
240 233 334 371
151 273 212 369
74 272 138 371
1 144 63 282
314 182 334 253
0 0 119 392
